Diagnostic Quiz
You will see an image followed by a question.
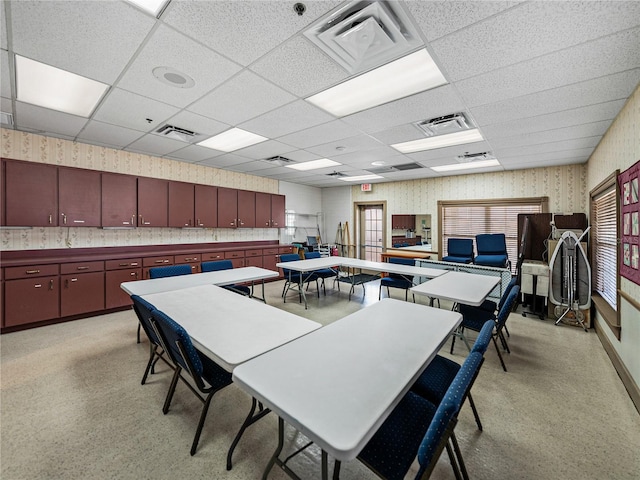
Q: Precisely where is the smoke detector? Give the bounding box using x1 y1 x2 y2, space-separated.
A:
415 113 473 137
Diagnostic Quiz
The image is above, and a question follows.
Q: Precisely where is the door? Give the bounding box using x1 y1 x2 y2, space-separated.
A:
5 160 58 226
218 187 238 227
102 173 137 227
58 167 101 227
168 181 195 227
195 185 217 227
138 177 168 226
237 190 255 228
255 192 272 228
358 204 384 262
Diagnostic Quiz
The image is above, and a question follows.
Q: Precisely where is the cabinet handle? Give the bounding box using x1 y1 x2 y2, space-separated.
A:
26 269 40 274
73 220 85 224
130 272 137 277
35 283 42 288
140 215 149 225
49 279 54 290
119 263 130 267
131 214 136 226
77 266 89 270
265 222 270 226
49 214 53 224
154 259 170 264
61 213 67 225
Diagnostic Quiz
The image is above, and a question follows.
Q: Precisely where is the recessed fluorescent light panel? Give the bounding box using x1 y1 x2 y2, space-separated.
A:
431 159 501 173
126 0 168 16
339 174 383 182
15 55 109 117
197 128 267 152
286 158 341 171
306 49 447 117
392 129 484 154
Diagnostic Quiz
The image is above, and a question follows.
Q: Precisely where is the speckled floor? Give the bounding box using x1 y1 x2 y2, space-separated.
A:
2 278 639 480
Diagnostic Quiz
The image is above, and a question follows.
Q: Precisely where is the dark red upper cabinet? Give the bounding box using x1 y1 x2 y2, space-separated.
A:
271 194 285 228
168 181 195 228
218 187 238 228
255 192 272 228
137 177 168 227
101 172 137 227
237 190 256 228
58 167 101 227
4 160 58 226
195 184 217 228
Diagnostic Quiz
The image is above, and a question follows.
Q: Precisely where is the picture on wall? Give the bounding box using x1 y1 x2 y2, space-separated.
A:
618 159 640 285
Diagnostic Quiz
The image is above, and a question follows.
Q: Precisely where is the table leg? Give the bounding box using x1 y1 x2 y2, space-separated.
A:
262 417 285 480
322 450 329 480
227 397 271 470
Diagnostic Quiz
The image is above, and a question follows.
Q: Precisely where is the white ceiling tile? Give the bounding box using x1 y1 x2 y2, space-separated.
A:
117 24 242 108
10 1 154 83
341 85 465 133
226 162 287 174
328 146 402 164
493 137 601 158
188 70 296 126
0 7 7 50
77 120 144 148
370 124 426 145
197 153 253 169
93 88 180 132
164 110 229 138
0 50 10 99
405 1 521 41
165 144 224 163
277 120 362 149
457 27 640 107
126 133 190 156
276 150 322 162
250 36 348 97
472 69 640 126
233 140 296 160
163 0 343 66
1 96 12 113
307 134 386 158
405 141 493 165
432 1 640 80
15 101 88 137
488 121 610 150
240 100 335 138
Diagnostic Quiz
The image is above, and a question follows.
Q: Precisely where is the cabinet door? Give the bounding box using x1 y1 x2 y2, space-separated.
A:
237 190 255 228
168 181 195 227
4 276 59 326
105 269 140 309
138 177 168 227
60 272 105 317
5 160 58 226
102 173 137 227
58 167 101 227
194 185 217 227
255 192 272 228
218 187 238 228
271 194 285 228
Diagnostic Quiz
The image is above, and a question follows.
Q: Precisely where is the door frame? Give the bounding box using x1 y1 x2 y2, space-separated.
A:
354 201 387 260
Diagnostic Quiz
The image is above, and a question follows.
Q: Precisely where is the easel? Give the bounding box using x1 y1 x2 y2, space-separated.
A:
335 222 354 257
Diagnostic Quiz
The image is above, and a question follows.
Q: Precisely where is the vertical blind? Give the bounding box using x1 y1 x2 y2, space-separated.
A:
592 187 618 310
441 200 544 273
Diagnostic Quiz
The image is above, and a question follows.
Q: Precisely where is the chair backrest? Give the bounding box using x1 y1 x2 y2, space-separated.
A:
151 309 204 386
475 234 507 255
131 294 160 345
496 285 520 330
201 260 234 272
279 253 300 263
471 320 495 355
304 251 321 259
447 238 474 257
389 256 415 279
149 264 192 279
416 352 484 478
497 276 518 311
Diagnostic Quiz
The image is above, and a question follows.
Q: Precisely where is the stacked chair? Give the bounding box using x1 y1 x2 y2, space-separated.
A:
200 260 251 297
303 251 339 296
378 257 416 301
474 234 510 269
442 238 474 264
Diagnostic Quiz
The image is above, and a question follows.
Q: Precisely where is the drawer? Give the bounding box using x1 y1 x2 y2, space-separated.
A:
224 251 244 259
60 261 104 274
201 252 225 261
245 249 263 257
5 264 59 280
263 248 278 255
143 256 174 267
105 258 142 270
279 246 294 254
174 254 201 264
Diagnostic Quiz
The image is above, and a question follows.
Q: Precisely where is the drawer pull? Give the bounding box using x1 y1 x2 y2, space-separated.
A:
73 220 85 224
130 272 137 277
77 266 89 270
26 269 40 274
49 279 54 290
155 259 170 264
119 263 130 267
34 283 42 288
70 278 78 282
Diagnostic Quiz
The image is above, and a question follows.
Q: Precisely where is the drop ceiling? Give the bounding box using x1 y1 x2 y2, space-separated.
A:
1 0 639 187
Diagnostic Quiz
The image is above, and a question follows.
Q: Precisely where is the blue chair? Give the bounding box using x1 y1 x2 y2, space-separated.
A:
131 295 174 385
201 260 251 297
469 275 517 338
279 253 310 303
474 233 509 268
303 251 339 296
411 320 494 432
454 285 520 371
442 238 474 264
358 352 484 480
150 309 233 456
379 257 416 301
148 264 193 278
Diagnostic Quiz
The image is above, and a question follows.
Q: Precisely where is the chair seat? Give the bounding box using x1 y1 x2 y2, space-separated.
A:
358 392 437 480
474 254 508 267
223 284 251 296
442 255 473 264
199 351 234 389
380 276 413 289
411 355 460 405
459 303 496 331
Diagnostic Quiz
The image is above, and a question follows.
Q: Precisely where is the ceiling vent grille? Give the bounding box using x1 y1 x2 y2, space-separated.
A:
154 124 198 142
327 171 347 177
304 0 423 73
367 162 423 174
415 113 473 137
0 111 14 126
263 156 296 166
455 151 496 163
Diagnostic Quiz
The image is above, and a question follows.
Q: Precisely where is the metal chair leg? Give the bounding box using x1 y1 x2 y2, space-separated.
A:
467 392 483 431
492 336 508 372
163 367 182 414
190 391 215 456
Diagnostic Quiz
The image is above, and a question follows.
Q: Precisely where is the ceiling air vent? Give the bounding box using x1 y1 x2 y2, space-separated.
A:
415 113 473 137
327 171 347 178
263 156 296 166
304 0 423 73
154 124 198 142
455 151 496 163
0 111 14 126
367 162 424 174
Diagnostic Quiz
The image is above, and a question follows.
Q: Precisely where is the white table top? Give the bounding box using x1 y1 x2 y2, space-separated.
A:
411 271 501 306
276 256 446 279
232 298 462 461
120 266 279 296
141 284 321 372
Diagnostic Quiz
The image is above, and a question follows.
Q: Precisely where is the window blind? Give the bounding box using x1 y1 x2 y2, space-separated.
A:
592 187 617 310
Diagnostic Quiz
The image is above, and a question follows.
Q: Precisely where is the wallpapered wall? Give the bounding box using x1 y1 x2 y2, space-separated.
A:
351 164 588 250
0 128 280 250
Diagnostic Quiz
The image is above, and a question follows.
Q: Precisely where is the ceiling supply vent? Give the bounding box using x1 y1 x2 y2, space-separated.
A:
263 156 296 166
0 111 14 126
304 0 424 74
154 124 198 142
455 151 496 163
327 171 347 177
415 113 473 137
367 162 424 174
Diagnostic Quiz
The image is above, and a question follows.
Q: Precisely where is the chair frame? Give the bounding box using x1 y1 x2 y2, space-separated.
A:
378 257 416 302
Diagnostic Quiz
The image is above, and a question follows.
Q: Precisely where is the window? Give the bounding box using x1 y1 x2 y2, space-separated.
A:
439 197 547 273
590 172 620 337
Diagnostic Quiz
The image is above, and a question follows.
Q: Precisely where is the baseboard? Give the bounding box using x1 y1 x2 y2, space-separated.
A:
595 323 640 414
